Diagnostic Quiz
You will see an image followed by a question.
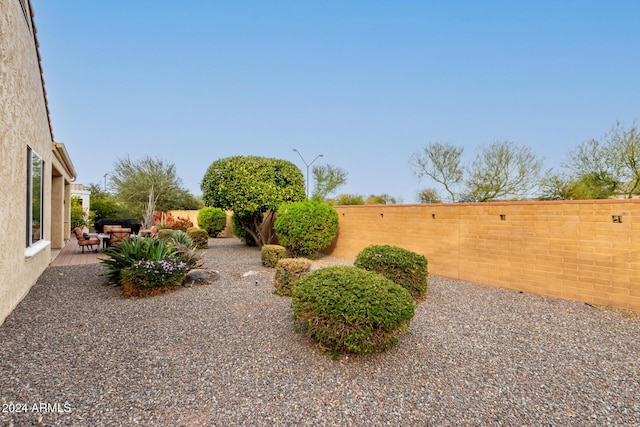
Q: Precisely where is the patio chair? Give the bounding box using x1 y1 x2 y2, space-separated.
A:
104 224 131 247
72 227 100 253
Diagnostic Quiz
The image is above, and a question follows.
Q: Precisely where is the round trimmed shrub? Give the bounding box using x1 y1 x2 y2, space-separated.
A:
274 200 338 259
197 207 227 237
354 245 429 300
291 266 415 356
261 244 287 267
274 258 311 296
187 227 209 249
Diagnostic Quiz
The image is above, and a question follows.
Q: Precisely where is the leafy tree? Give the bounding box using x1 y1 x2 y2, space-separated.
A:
410 142 464 202
311 164 348 201
87 182 126 221
563 138 619 196
201 156 305 246
538 173 575 200
70 196 91 229
366 194 397 204
417 188 442 204
465 140 544 201
173 189 204 210
539 172 617 200
603 120 640 197
332 194 365 205
111 156 198 223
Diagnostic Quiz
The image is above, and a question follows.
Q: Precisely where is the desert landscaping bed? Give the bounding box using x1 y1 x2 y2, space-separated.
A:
1 237 638 426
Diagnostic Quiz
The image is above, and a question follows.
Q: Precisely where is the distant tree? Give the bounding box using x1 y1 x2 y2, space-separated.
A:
87 182 125 221
538 173 575 200
366 194 397 204
603 120 640 197
417 188 442 204
333 194 365 205
70 196 90 229
111 156 197 224
172 189 204 210
311 164 348 201
465 140 544 201
410 142 464 202
563 138 619 196
201 156 305 246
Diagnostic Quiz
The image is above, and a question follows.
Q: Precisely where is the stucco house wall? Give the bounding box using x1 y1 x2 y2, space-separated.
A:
0 0 76 325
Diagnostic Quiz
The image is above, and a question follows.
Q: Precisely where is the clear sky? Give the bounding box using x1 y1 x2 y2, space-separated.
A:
32 1 640 203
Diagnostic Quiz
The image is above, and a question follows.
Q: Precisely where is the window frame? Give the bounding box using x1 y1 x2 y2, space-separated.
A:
26 146 45 248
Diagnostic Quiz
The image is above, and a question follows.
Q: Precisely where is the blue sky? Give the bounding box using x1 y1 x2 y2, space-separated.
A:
32 1 640 202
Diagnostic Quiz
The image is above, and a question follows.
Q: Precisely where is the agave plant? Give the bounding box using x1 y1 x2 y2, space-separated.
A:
163 230 202 269
99 238 177 284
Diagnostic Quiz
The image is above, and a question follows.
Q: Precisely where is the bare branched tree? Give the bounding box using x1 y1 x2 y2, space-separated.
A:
465 140 544 201
410 142 464 202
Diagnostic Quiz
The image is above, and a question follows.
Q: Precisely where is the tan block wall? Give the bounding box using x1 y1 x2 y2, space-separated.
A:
326 200 640 312
0 0 56 325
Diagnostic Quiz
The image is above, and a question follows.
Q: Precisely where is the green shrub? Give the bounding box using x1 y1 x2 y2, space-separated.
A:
291 266 415 357
121 257 189 289
274 200 338 259
157 228 174 240
197 207 227 237
261 244 287 267
99 237 177 284
273 258 311 296
354 245 429 300
187 227 209 249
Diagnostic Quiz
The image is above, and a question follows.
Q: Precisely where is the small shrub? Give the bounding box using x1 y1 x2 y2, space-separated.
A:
291 266 415 357
170 216 194 231
274 200 338 259
273 258 311 296
121 257 189 298
157 228 174 240
99 237 177 284
187 227 209 249
261 244 287 267
354 245 429 300
197 207 227 237
122 257 189 288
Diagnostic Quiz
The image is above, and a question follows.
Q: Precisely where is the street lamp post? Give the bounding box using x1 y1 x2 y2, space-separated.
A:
293 149 323 198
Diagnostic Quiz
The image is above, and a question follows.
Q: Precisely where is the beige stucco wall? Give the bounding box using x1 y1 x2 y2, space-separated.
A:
0 0 74 325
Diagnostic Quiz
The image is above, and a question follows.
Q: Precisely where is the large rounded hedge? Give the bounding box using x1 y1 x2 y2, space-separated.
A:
274 200 338 258
291 266 415 356
354 245 429 300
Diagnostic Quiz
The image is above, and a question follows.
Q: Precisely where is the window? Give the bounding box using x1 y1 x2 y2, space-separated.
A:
26 147 44 247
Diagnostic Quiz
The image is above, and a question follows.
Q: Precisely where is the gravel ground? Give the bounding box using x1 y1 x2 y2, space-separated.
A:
1 237 639 426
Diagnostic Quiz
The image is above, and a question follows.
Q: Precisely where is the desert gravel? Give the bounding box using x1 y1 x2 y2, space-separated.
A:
1 237 639 426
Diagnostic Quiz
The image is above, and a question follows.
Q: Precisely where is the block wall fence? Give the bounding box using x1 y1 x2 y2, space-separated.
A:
169 200 640 312
324 200 640 312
